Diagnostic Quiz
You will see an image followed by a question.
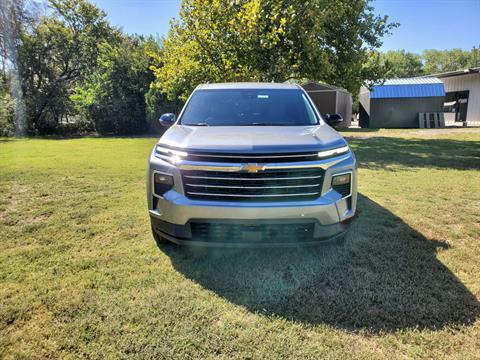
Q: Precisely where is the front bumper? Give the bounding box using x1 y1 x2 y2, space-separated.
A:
147 149 357 247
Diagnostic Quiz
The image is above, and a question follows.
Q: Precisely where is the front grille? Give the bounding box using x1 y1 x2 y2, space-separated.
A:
182 167 324 202
186 151 318 163
190 222 315 243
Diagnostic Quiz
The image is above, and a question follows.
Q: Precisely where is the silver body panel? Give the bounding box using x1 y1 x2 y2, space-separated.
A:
158 124 345 152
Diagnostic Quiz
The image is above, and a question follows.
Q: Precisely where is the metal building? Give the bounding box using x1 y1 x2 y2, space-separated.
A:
302 82 352 128
428 67 480 126
358 78 446 128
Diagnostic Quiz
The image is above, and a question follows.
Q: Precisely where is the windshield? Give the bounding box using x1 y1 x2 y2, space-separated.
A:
179 89 320 126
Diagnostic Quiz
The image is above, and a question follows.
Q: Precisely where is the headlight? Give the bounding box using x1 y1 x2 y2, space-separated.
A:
155 145 187 163
318 145 349 159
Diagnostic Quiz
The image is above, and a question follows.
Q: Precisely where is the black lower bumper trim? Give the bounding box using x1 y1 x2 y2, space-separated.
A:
150 216 349 248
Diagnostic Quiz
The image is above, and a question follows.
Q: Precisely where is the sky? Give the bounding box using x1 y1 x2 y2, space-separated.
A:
92 0 480 54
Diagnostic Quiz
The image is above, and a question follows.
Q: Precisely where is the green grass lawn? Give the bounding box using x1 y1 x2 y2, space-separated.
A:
1 129 479 359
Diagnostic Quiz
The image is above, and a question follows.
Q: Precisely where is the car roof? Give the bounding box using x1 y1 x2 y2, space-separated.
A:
196 82 301 90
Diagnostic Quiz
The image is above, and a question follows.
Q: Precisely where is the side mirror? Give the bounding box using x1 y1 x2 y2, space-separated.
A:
326 113 343 128
159 113 176 127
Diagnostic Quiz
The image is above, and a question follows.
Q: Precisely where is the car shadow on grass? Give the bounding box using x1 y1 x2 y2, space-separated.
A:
161 194 480 333
346 136 480 171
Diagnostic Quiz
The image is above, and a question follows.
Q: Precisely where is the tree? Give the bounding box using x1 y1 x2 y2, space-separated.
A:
423 49 475 74
144 38 181 132
380 50 423 78
17 0 118 134
71 36 159 135
0 0 38 136
151 0 397 101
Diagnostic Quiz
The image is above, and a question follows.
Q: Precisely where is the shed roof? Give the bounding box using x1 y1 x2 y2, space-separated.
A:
425 67 480 79
370 77 445 99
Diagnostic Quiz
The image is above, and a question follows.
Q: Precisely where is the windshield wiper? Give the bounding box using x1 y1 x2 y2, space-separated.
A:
250 122 295 126
184 122 209 126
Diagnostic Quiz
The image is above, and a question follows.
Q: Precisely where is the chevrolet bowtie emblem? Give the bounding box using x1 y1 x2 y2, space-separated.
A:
242 163 265 173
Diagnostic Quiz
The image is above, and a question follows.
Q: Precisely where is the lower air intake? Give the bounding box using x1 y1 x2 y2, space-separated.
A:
190 222 316 243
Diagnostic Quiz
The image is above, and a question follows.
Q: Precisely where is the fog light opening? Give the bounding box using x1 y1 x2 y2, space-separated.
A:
153 172 174 197
332 172 352 198
332 173 350 186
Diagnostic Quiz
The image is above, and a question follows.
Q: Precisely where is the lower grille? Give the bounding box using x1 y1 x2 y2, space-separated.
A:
182 168 324 202
190 222 315 243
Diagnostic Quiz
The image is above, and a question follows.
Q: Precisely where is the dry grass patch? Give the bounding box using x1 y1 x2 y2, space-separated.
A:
1 132 479 358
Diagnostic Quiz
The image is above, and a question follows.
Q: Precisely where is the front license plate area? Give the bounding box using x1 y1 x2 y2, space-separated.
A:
242 230 263 242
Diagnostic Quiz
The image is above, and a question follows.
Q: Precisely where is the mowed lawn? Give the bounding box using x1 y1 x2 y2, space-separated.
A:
1 129 480 359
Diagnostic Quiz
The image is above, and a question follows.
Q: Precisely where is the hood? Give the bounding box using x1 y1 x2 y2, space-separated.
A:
158 124 346 153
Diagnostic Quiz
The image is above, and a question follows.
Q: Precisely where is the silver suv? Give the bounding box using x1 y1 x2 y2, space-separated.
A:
147 83 357 247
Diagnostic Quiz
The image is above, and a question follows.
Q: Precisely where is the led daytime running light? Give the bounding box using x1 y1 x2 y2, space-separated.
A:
156 145 188 158
318 145 349 159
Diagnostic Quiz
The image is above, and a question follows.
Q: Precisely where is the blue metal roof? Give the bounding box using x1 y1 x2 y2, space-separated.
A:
370 78 445 99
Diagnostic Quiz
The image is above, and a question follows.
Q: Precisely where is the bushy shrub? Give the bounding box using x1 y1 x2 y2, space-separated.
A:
57 118 95 137
72 38 159 135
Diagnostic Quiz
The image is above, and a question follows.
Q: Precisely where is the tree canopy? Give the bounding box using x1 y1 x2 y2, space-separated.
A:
0 0 166 135
423 48 478 74
380 48 479 78
380 50 424 78
18 0 119 133
71 36 160 135
151 0 397 100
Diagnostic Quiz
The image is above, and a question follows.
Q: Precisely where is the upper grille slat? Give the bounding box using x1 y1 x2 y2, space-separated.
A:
181 152 325 203
186 151 319 163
